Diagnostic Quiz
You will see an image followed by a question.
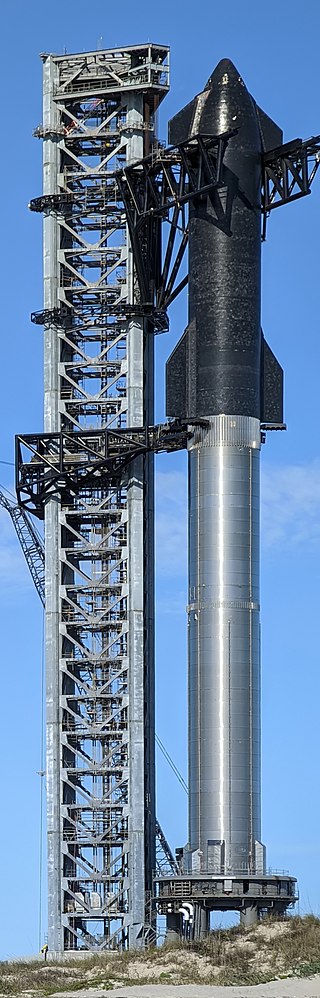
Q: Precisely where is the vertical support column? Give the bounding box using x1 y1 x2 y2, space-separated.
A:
143 325 156 913
166 913 181 942
42 56 63 952
198 907 210 938
126 93 155 946
240 902 259 927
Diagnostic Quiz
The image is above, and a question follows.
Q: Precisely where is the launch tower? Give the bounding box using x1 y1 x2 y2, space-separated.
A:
25 44 169 952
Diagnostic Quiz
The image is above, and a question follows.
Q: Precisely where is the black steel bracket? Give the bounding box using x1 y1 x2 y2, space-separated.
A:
29 132 320 309
261 134 320 239
115 130 236 311
15 422 201 517
31 304 169 333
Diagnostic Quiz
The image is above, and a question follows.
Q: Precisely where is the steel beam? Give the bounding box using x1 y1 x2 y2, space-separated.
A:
42 54 63 953
125 89 153 949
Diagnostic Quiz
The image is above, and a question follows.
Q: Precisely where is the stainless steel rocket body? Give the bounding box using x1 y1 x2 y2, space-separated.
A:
186 81 263 871
166 61 284 879
188 416 261 874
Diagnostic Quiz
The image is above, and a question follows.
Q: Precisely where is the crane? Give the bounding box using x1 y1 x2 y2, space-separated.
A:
0 488 45 605
1 487 179 876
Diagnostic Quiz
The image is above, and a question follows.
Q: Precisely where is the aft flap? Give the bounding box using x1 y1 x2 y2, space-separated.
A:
166 328 187 418
261 334 283 424
166 319 197 419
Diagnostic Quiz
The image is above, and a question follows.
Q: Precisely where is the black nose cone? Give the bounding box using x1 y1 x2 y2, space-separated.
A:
205 58 244 91
199 57 258 141
168 57 263 153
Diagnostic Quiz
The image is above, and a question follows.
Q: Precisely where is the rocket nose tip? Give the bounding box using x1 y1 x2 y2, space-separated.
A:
206 58 245 90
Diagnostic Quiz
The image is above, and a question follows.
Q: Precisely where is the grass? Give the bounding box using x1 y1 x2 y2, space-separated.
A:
0 915 320 995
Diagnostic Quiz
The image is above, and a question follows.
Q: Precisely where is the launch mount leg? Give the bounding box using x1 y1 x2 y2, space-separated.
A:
197 906 209 939
166 913 181 942
240 902 259 928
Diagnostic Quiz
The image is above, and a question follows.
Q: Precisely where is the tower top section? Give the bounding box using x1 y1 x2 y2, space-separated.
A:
40 43 170 101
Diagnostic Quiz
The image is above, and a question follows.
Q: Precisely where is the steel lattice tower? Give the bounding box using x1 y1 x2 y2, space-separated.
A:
38 45 169 951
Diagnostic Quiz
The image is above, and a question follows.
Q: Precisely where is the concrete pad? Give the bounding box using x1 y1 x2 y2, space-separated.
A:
47 976 320 998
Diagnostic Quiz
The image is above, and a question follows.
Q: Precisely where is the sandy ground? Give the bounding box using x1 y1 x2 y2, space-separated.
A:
48 979 320 998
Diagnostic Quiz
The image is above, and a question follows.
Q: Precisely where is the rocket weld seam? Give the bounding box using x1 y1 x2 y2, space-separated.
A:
188 437 261 450
188 439 261 450
187 416 261 450
187 599 260 612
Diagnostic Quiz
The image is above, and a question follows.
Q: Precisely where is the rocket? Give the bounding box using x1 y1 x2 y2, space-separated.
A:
166 60 283 876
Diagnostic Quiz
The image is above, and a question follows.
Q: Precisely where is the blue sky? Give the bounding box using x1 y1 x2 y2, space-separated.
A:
1 0 320 958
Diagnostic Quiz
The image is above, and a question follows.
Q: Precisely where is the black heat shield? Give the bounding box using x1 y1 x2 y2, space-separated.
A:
166 59 283 424
166 326 283 424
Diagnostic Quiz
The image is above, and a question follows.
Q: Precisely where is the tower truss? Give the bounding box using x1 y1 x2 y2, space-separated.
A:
34 44 169 951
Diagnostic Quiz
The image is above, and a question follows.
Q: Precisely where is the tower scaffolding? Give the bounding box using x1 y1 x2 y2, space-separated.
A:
35 44 169 952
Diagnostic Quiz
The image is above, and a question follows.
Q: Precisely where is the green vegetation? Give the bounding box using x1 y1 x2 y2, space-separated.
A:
0 914 320 996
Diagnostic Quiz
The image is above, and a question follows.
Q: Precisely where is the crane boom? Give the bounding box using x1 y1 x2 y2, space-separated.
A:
0 490 45 607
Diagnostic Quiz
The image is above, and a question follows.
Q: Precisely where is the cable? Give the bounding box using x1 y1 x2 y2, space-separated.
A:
0 482 17 502
155 734 188 794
